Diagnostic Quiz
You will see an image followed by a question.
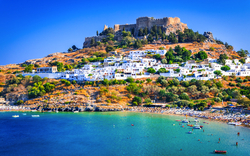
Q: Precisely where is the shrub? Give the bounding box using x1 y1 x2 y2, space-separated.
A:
179 93 189 100
15 100 24 105
132 96 142 105
107 100 111 103
147 68 156 73
236 78 243 83
214 97 222 102
209 47 215 51
65 81 71 86
144 98 152 105
244 79 248 82
133 101 138 106
126 77 134 83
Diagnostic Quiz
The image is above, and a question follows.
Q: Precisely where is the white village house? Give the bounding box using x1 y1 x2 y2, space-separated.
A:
22 49 250 82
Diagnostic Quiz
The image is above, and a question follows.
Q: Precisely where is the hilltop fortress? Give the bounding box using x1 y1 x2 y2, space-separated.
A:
83 16 188 47
114 16 188 35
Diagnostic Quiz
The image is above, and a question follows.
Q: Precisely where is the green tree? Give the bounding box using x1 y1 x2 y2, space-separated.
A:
15 100 24 105
196 51 207 60
143 27 148 35
68 48 73 52
96 31 99 36
144 98 152 105
134 39 142 49
214 70 222 77
153 54 161 60
122 31 131 37
126 77 134 83
24 64 34 73
239 58 245 64
156 34 159 41
165 47 175 64
146 78 152 83
90 38 96 47
138 28 144 36
147 68 156 73
237 49 249 57
218 54 228 65
64 64 73 71
221 65 230 71
168 32 178 44
161 59 168 64
179 93 189 100
72 45 77 50
105 45 115 52
132 96 142 105
33 75 42 83
158 68 167 73
106 33 114 41
147 34 154 43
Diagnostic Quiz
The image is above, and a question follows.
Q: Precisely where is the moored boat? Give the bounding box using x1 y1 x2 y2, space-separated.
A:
188 131 193 134
32 115 40 117
12 115 19 118
182 119 189 123
73 111 79 113
193 124 201 129
214 150 227 154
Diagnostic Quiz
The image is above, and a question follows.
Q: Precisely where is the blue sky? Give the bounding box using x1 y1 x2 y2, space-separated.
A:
0 0 249 65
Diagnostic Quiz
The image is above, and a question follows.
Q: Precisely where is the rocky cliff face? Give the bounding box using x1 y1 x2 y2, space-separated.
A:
6 93 28 104
164 17 188 35
203 32 216 43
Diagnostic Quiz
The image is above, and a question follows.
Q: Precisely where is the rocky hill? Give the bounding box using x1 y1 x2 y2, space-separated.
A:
0 16 247 111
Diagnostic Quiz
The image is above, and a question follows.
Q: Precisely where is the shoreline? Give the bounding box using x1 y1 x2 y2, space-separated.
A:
3 106 250 129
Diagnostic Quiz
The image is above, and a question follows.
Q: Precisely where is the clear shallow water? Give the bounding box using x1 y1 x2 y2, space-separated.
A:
0 111 250 156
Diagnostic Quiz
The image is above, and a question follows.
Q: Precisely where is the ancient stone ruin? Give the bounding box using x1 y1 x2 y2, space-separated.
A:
83 16 188 47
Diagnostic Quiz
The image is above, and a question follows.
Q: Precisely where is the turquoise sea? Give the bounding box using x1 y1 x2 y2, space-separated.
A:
0 111 250 156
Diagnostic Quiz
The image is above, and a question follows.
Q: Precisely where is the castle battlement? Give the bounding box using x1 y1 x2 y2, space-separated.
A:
84 16 188 48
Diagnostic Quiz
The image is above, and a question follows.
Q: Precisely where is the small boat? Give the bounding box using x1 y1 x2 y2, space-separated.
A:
228 122 235 125
176 120 182 121
194 119 199 122
193 125 201 129
31 110 37 112
214 150 227 154
12 115 19 118
200 125 203 128
188 131 193 134
73 111 79 113
32 115 40 117
182 119 189 123
22 113 26 115
235 122 241 126
131 124 134 126
56 111 59 113
173 124 175 126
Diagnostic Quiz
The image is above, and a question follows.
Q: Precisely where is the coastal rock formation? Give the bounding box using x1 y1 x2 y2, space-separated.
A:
6 93 28 104
203 32 216 43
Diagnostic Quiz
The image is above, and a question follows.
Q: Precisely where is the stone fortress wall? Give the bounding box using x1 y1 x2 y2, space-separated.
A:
83 16 188 47
114 16 188 35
